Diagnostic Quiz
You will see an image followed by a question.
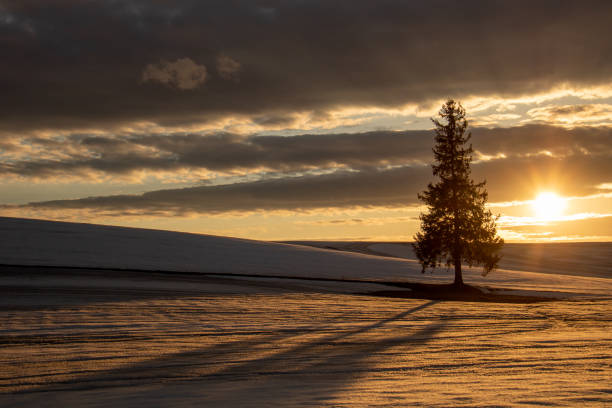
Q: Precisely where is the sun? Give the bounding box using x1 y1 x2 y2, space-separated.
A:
532 192 566 219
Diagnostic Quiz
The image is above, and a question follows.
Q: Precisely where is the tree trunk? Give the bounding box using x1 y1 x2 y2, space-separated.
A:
453 258 463 287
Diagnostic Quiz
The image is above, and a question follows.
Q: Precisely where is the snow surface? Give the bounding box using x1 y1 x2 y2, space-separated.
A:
290 241 612 279
1 216 611 298
1 217 611 407
1 282 610 407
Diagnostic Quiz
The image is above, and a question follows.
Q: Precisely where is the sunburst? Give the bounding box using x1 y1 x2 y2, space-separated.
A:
532 192 566 219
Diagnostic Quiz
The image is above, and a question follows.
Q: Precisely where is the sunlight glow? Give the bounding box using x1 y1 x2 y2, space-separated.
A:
532 192 566 219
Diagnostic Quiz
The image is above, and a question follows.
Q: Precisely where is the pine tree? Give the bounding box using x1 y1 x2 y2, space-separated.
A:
412 99 504 286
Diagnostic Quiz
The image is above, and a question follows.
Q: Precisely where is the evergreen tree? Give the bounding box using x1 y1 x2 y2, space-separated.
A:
412 99 504 286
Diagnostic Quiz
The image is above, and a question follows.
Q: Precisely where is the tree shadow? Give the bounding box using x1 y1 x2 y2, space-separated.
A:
369 282 554 303
7 301 443 406
0 265 322 311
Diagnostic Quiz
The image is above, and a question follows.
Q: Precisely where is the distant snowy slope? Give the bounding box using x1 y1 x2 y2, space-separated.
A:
0 217 420 281
1 217 611 297
367 242 612 279
291 241 612 279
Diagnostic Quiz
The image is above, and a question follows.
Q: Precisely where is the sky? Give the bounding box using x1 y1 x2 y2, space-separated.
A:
1 0 611 242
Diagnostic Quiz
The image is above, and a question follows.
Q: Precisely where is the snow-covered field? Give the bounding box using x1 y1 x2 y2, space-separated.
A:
0 217 611 407
1 217 611 298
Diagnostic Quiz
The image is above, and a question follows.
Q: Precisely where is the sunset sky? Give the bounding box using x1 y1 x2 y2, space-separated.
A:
1 0 611 241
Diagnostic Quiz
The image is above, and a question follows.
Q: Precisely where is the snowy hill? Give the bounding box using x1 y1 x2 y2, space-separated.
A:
0 217 418 281
1 216 611 298
287 241 612 279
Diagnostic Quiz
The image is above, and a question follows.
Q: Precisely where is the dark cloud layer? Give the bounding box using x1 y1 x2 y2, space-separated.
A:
9 152 611 216
3 125 611 178
21 167 431 215
1 1 611 132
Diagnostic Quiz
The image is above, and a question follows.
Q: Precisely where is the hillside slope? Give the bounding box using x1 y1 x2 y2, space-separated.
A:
1 217 610 297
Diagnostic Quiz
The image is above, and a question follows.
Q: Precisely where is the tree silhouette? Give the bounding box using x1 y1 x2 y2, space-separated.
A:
412 99 504 286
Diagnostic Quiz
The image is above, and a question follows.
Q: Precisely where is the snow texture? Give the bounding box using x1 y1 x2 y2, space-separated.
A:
1 280 610 407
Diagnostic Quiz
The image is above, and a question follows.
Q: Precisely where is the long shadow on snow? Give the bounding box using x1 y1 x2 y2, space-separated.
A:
7 301 442 406
0 265 320 312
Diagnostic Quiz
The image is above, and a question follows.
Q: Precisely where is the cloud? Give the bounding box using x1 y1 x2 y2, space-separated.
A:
297 217 416 226
4 166 430 216
498 212 612 227
4 150 612 217
471 113 521 127
526 104 612 126
1 1 611 132
216 55 241 80
142 58 207 90
1 125 610 181
498 214 612 242
468 124 612 158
